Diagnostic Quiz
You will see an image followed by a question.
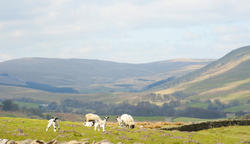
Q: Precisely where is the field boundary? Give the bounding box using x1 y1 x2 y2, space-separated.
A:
161 119 250 131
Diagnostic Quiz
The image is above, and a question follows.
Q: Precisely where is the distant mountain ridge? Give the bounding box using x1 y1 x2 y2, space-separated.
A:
0 58 212 93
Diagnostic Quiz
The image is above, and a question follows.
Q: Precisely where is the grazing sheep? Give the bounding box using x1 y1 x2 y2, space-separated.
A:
46 117 60 132
116 116 124 128
83 121 94 127
117 114 135 129
85 113 101 124
94 116 109 132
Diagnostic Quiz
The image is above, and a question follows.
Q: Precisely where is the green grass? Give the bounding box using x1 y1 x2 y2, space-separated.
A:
187 102 209 109
224 104 250 112
0 113 18 117
100 115 168 122
0 117 249 144
173 117 223 122
14 101 40 109
133 116 168 121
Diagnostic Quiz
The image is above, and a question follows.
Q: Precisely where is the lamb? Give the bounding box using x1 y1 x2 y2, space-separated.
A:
116 114 135 129
84 113 101 124
94 116 109 132
46 117 60 132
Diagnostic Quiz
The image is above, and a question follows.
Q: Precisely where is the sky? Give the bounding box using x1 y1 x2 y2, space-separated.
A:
0 0 250 63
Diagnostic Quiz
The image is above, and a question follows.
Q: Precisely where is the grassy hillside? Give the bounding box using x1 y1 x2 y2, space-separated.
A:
0 85 131 103
0 58 211 93
0 117 249 144
150 46 250 112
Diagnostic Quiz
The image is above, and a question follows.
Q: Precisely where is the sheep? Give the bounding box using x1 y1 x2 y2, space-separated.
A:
116 114 135 129
116 116 124 128
94 116 109 132
46 117 60 132
83 121 94 127
84 113 101 124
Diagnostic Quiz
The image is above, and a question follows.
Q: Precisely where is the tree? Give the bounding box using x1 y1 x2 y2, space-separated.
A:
48 102 59 111
2 99 19 111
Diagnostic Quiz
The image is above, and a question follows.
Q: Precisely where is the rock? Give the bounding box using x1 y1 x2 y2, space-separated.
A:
0 139 9 144
31 140 45 144
67 140 82 144
80 139 89 143
7 140 16 144
16 139 33 144
117 142 123 144
81 142 89 144
95 140 114 144
46 140 57 144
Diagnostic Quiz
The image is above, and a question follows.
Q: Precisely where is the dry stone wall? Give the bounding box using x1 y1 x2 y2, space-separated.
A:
161 119 250 131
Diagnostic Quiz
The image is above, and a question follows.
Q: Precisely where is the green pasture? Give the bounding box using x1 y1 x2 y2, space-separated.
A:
101 115 170 122
14 101 40 109
0 117 249 144
224 104 250 112
172 117 224 122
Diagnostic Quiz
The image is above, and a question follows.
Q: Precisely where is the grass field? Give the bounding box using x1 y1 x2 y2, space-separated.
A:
0 117 249 144
98 116 168 122
14 101 40 109
58 114 218 123
172 117 224 122
224 104 250 112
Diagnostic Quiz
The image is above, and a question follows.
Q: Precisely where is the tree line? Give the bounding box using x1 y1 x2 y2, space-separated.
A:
0 98 247 119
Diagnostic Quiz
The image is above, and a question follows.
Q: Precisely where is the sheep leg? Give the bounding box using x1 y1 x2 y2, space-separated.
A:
102 125 105 132
55 121 60 131
94 124 97 131
46 122 52 132
52 122 57 132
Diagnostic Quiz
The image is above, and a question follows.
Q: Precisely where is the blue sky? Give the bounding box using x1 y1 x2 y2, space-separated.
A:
0 0 250 63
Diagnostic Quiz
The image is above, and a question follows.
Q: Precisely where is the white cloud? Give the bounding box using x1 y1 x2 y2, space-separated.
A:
0 0 250 62
0 23 4 30
58 46 93 59
0 54 14 62
9 30 25 38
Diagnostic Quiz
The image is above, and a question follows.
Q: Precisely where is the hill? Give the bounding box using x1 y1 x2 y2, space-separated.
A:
0 58 211 93
149 46 250 112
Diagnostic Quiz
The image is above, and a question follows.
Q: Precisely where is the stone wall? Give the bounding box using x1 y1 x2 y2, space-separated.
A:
161 119 250 131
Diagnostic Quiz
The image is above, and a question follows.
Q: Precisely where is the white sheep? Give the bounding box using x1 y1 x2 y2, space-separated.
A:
116 116 124 128
84 113 101 123
46 117 60 132
83 121 94 127
116 114 135 129
94 116 109 132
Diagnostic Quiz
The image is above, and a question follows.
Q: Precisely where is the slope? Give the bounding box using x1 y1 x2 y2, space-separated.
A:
152 46 250 111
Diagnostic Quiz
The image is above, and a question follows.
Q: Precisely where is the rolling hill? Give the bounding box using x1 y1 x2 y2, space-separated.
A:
0 58 211 94
150 46 250 112
0 46 249 115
